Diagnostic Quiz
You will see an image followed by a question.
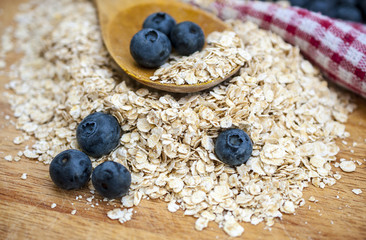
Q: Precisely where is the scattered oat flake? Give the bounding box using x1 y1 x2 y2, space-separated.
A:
51 203 57 209
107 208 124 220
333 173 342 180
168 200 180 213
4 155 12 161
20 173 27 180
2 0 357 237
13 136 24 145
71 209 77 215
107 208 133 223
309 196 316 202
223 215 244 237
352 189 362 195
195 217 209 231
23 149 39 159
0 60 6 69
86 196 94 202
282 201 296 214
340 161 356 172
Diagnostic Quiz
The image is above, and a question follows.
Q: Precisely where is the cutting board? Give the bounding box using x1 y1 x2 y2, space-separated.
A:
0 0 365 239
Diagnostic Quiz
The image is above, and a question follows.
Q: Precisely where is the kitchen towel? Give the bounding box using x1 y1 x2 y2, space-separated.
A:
194 0 366 98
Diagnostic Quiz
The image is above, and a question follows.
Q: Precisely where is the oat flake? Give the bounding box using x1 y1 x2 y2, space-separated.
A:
151 31 247 85
340 161 356 172
352 189 362 195
1 0 356 237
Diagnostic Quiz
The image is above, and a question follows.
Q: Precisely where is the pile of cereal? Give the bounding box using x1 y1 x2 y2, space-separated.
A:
150 31 248 85
1 0 356 237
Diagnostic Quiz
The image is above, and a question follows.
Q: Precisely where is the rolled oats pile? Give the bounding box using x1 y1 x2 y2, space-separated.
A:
150 31 249 85
2 0 356 237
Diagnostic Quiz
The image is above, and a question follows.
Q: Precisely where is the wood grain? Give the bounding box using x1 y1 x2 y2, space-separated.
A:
0 1 365 239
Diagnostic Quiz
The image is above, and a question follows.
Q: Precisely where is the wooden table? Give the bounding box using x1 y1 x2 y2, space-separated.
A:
0 1 365 239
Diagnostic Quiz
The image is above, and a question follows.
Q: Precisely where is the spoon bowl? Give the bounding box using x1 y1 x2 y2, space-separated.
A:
96 0 240 93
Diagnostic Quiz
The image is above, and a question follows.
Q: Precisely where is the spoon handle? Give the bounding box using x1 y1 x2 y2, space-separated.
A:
95 0 173 41
95 0 129 27
96 0 169 23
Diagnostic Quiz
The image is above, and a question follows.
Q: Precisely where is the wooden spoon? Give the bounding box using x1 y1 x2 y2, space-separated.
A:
96 0 240 93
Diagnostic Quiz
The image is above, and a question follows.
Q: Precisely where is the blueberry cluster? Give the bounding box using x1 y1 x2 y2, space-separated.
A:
283 0 366 23
50 114 254 196
130 12 205 68
49 112 131 199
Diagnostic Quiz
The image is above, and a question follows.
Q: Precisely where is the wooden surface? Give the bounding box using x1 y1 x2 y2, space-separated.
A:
0 1 366 239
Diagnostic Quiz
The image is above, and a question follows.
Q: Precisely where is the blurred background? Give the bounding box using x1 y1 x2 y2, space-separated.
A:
264 0 366 23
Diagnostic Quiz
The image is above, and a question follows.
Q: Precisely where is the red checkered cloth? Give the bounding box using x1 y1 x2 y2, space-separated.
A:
196 1 366 98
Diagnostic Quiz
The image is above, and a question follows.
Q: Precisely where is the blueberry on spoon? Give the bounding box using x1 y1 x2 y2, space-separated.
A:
130 28 172 68
170 21 205 56
143 12 176 36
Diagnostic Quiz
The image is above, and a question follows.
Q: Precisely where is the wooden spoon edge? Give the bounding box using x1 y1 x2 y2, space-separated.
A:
104 0 235 93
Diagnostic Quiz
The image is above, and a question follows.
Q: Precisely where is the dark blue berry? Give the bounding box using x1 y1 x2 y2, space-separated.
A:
170 21 205 56
361 1 366 22
307 1 337 18
49 149 92 190
339 0 357 6
214 129 252 166
289 0 308 7
92 161 131 199
336 5 363 22
361 0 366 11
143 12 176 36
76 112 121 158
130 28 172 68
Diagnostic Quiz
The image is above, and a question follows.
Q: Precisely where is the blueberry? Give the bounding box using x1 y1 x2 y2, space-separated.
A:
130 28 172 68
49 149 92 190
360 1 366 22
289 0 308 7
92 161 131 199
336 5 363 22
361 0 366 12
170 21 205 56
76 112 121 158
143 12 176 36
214 129 252 166
339 0 357 5
306 1 337 18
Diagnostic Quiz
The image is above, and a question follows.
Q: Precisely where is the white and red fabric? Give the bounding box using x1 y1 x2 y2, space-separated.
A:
193 1 366 98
